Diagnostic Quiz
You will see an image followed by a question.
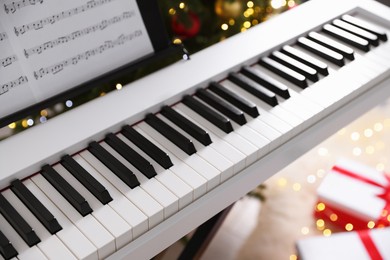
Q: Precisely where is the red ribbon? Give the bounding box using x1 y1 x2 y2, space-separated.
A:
332 166 390 227
357 229 383 260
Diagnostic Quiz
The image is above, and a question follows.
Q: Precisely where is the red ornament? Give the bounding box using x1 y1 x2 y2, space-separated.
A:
171 11 200 38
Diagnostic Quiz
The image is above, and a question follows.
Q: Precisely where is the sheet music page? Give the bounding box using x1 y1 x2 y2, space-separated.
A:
0 0 154 119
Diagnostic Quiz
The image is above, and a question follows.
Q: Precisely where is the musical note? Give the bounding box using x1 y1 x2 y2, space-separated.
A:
0 32 7 42
14 0 116 36
4 0 44 14
0 75 28 96
34 30 142 79
0 55 18 68
23 12 134 58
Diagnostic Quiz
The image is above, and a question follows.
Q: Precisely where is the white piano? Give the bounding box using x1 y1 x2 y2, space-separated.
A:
0 0 389 259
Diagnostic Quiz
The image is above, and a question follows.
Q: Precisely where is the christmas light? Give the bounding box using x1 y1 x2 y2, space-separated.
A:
306 175 316 184
169 8 176 15
374 122 383 132
316 203 325 211
287 0 296 8
301 227 309 235
277 177 287 187
8 122 16 129
289 254 298 260
345 223 353 231
221 23 228 30
173 38 182 44
316 219 325 229
323 229 332 236
316 169 325 178
179 2 185 9
229 19 235 25
22 119 28 128
271 0 287 9
350 131 360 141
364 128 373 137
292 183 301 191
40 116 47 123
367 221 375 229
116 83 123 90
247 1 254 8
329 214 338 222
243 21 251 28
40 110 48 117
65 100 73 107
352 147 362 156
376 163 385 171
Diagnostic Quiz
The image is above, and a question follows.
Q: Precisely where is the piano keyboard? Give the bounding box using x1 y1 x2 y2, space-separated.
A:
1 0 390 259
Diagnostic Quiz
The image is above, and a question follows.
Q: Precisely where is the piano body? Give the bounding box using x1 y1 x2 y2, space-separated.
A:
0 0 390 259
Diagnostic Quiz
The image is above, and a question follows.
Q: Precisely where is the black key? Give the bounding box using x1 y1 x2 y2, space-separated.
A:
307 31 355 60
105 133 157 178
0 193 40 247
145 113 196 155
258 57 308 89
228 72 279 105
61 155 113 205
121 125 173 169
297 37 345 66
88 141 140 188
322 24 370 52
241 66 290 99
332 19 379 46
10 179 62 235
41 164 93 216
0 230 18 259
182 95 233 134
281 45 329 75
196 88 247 125
208 81 259 118
270 50 319 81
341 14 387 41
161 105 212 146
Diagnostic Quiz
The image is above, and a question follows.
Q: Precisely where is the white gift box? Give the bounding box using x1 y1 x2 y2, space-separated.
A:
296 227 390 260
315 158 390 230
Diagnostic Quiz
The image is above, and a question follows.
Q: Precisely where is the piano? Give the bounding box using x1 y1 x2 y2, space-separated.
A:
0 0 389 259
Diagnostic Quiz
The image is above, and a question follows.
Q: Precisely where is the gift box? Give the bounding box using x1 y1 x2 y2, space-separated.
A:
315 158 390 231
296 227 390 260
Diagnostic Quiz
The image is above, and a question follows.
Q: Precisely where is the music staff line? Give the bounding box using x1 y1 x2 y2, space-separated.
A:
24 11 135 58
0 75 28 96
14 0 116 36
0 55 18 68
34 30 142 79
4 0 43 14
0 32 7 42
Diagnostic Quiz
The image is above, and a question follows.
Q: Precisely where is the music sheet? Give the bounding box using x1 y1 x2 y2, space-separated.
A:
0 0 154 119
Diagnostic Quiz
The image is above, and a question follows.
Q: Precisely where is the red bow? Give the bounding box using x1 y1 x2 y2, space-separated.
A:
332 166 390 227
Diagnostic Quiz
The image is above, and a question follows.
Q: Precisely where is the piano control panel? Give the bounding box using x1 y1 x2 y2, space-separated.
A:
0 0 390 259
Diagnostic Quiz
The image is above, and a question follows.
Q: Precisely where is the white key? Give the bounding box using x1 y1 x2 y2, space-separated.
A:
221 80 304 135
215 81 294 141
247 64 324 124
137 122 221 191
117 133 193 209
134 127 207 199
173 103 258 166
172 105 247 174
31 175 115 259
244 116 283 150
156 113 235 181
100 141 179 219
74 154 148 239
53 163 132 250
0 203 47 260
23 180 98 260
79 150 164 229
2 190 76 260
